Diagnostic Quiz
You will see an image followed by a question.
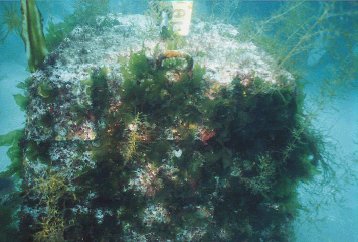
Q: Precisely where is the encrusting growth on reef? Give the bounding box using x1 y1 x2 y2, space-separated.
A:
0 13 323 241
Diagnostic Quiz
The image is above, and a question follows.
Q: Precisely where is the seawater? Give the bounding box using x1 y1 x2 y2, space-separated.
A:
0 1 357 241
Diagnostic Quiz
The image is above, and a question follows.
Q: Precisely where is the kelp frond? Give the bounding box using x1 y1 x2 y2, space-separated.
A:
20 0 48 72
0 129 25 178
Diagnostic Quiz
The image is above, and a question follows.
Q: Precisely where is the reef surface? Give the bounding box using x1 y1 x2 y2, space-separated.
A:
15 14 318 241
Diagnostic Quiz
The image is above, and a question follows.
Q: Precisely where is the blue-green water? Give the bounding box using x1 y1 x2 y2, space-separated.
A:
0 1 357 241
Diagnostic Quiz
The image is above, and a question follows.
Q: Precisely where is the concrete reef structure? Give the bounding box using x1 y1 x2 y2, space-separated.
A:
2 14 321 241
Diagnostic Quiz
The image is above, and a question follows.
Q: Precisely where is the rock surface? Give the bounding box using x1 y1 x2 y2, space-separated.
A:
20 14 313 242
27 14 293 143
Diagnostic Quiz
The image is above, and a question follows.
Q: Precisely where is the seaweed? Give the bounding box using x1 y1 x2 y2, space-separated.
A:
236 1 358 97
37 81 57 100
16 49 322 241
0 192 22 241
0 3 21 44
32 171 68 242
0 129 24 241
20 0 48 72
0 0 344 238
82 51 320 240
120 50 207 125
13 93 28 111
0 129 25 178
91 67 110 120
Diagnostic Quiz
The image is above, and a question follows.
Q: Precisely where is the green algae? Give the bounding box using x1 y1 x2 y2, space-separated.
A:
0 129 24 178
13 94 28 111
37 82 56 100
0 80 30 241
91 68 110 120
0 3 21 43
0 47 323 240
20 0 48 72
0 130 24 241
59 50 321 240
0 1 339 239
0 191 21 241
1 6 326 232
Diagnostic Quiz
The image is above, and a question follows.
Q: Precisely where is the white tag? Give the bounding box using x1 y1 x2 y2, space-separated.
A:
171 1 193 36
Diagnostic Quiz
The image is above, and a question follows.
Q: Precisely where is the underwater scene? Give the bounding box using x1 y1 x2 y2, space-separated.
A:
0 0 357 241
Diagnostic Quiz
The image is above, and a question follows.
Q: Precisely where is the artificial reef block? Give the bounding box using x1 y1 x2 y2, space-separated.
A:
18 14 321 241
20 0 48 72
